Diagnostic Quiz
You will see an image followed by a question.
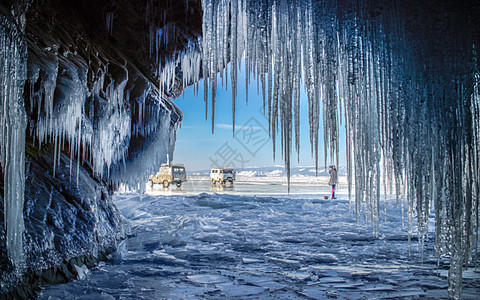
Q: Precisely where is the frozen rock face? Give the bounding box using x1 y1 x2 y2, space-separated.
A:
0 0 202 296
0 141 127 297
22 0 197 185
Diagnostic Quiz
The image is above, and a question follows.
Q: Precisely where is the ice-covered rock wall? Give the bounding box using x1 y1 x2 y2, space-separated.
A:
160 0 478 298
18 0 201 192
1 0 201 295
1 140 128 298
24 11 180 189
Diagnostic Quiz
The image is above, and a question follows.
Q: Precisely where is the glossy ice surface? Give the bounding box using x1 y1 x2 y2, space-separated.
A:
38 178 480 299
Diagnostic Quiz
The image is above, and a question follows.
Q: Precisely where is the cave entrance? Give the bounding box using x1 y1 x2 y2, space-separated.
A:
1 0 479 299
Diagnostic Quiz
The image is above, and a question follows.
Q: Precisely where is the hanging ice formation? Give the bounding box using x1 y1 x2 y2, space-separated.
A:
0 0 477 297
154 0 479 298
25 26 183 191
0 0 192 274
1 12 27 269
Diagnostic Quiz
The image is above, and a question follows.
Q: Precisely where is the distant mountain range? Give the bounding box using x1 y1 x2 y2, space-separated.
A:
190 165 347 177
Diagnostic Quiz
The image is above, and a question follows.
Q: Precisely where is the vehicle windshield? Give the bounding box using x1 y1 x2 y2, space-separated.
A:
223 169 234 174
173 167 185 175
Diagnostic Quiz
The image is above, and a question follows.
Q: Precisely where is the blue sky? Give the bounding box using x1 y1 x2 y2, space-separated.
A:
173 65 346 171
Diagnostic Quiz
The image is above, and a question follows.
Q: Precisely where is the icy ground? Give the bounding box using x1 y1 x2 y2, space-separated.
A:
39 178 480 299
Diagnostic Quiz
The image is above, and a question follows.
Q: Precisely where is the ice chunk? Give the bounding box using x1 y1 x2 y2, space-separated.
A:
299 286 327 299
308 253 339 263
242 257 263 264
152 250 177 261
284 271 310 281
112 240 128 261
318 277 346 284
187 274 229 284
216 283 265 297
255 280 284 291
363 283 396 292
74 264 90 280
267 256 300 266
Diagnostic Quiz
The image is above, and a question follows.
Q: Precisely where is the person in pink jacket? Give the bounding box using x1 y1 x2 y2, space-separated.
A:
328 165 338 199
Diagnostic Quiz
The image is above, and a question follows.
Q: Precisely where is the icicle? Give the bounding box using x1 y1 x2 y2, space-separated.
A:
0 13 28 270
106 11 114 35
177 1 480 297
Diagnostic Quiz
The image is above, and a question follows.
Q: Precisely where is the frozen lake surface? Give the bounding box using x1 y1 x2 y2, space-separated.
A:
39 178 480 299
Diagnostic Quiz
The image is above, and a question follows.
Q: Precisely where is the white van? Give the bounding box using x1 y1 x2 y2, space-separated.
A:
210 168 235 184
149 164 187 188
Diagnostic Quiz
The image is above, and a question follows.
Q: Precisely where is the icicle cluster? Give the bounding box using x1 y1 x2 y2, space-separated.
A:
28 57 132 181
109 85 178 192
0 0 188 273
192 0 479 297
159 41 202 99
26 51 181 193
1 13 28 269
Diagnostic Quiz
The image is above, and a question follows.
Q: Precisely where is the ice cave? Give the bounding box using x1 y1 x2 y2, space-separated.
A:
1 0 479 299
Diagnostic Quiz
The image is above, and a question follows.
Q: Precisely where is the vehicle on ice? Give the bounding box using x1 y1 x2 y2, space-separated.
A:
149 164 187 188
210 168 236 184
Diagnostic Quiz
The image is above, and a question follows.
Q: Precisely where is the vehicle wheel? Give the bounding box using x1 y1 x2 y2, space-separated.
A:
212 179 216 185
176 182 182 187
163 180 169 188
222 180 226 185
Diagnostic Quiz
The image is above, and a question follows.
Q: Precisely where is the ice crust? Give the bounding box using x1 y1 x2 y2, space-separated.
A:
38 191 480 299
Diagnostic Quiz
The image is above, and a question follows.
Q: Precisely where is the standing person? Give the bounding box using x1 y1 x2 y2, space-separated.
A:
328 165 337 199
